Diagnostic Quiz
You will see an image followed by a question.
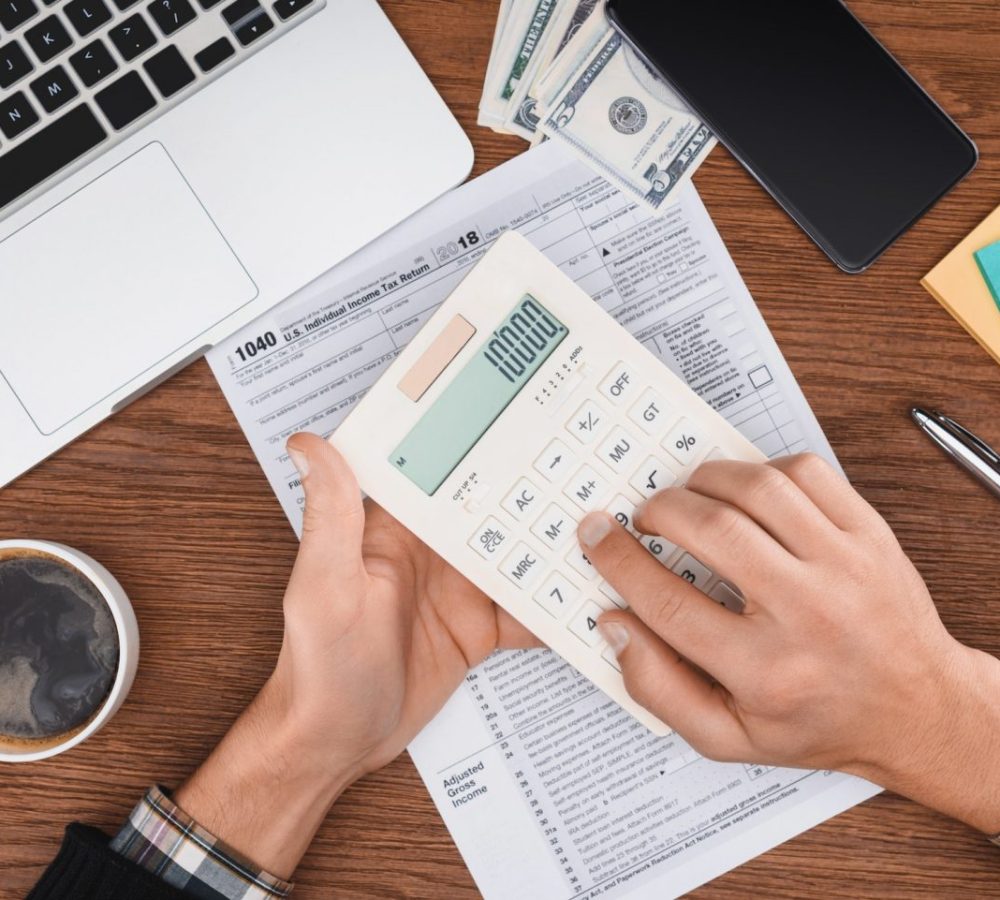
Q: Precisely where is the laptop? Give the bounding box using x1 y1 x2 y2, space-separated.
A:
0 0 473 488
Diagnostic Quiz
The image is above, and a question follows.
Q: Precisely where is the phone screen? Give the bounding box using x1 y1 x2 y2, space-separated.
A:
605 0 977 272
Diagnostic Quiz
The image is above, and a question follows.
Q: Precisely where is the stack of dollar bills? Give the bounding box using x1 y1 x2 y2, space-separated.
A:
479 0 717 214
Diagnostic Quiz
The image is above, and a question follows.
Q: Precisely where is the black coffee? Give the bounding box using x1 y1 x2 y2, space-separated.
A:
0 550 119 748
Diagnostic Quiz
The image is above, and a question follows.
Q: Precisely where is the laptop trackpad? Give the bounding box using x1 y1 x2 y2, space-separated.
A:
0 143 258 435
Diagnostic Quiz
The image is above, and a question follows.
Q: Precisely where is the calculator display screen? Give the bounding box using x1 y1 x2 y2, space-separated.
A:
390 296 567 494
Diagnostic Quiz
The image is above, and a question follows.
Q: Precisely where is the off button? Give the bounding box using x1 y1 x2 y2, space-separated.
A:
599 362 639 405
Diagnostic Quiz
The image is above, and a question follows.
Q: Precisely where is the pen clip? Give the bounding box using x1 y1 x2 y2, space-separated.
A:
937 413 1000 466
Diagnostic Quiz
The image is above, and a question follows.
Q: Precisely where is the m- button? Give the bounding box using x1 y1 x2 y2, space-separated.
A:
599 362 638 405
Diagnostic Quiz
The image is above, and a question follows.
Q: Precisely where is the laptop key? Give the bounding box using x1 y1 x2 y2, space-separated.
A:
234 9 271 45
142 44 192 97
147 0 194 35
0 41 33 88
0 0 38 31
193 35 232 71
94 69 155 129
69 38 117 86
222 0 272 46
64 0 111 36
108 13 156 60
30 64 77 112
0 90 39 139
0 103 106 210
25 15 72 62
195 0 222 9
273 0 309 20
111 0 140 9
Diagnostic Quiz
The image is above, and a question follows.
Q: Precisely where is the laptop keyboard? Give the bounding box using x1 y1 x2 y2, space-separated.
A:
0 0 322 217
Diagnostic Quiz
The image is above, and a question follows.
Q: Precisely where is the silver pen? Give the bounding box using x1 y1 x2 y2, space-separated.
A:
910 407 1000 499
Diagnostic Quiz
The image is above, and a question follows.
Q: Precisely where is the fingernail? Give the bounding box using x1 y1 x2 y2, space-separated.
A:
579 514 613 548
288 446 310 481
599 621 630 657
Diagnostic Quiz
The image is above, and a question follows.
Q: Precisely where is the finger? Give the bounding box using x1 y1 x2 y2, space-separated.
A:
680 459 842 559
598 610 750 760
578 513 747 679
495 607 546 650
633 487 798 593
286 432 366 593
768 453 876 533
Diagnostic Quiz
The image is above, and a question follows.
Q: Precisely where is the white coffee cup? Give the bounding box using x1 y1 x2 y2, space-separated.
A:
0 539 140 763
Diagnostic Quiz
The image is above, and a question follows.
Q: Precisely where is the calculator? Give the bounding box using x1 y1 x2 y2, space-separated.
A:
329 232 765 734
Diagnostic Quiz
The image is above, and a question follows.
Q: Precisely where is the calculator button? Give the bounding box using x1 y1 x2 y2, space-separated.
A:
602 645 622 671
566 399 607 445
663 418 707 468
705 447 726 463
606 493 638 532
709 581 745 612
531 502 577 550
500 542 545 590
672 554 712 590
598 580 627 609
598 362 639 406
568 600 605 647
534 571 579 618
628 389 673 435
629 456 677 499
534 438 574 483
563 464 609 513
641 533 677 566
501 477 542 520
469 516 511 561
595 426 640 474
565 544 598 581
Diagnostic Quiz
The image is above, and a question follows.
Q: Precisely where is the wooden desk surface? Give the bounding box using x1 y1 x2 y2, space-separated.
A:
3 1 1000 896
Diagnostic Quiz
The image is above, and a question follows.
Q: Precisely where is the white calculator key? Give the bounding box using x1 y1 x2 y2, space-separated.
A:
663 418 707 467
534 438 574 483
598 362 639 406
595 426 640 474
628 456 677 499
672 554 713 590
602 645 622 671
565 544 598 581
534 572 579 618
606 493 638 533
501 477 543 520
568 600 605 647
531 503 578 550
628 389 673 435
566 399 607 445
599 580 627 609
499 542 546 590
469 517 511 561
705 447 727 463
641 534 678 566
564 464 609 512
709 581 745 612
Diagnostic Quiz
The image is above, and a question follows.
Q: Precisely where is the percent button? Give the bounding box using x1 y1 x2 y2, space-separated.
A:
663 419 706 467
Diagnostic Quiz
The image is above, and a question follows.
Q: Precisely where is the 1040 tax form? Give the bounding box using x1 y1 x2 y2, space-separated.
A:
207 141 880 898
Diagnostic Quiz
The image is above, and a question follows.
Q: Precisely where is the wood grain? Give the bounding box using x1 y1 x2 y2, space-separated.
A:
3 0 1000 896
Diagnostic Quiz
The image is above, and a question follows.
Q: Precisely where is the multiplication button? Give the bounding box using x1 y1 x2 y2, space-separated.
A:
628 388 673 435
531 502 578 550
469 516 510 560
629 456 677 499
568 600 605 647
566 399 606 445
664 418 707 467
595 426 639 474
501 477 542 520
500 542 545 590
534 571 579 618
564 464 609 512
534 438 574 483
598 362 639 406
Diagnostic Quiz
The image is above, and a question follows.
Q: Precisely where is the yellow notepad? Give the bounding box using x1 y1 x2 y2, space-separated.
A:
922 205 1000 366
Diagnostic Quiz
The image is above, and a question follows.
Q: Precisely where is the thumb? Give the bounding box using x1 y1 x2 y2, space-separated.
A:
286 432 366 592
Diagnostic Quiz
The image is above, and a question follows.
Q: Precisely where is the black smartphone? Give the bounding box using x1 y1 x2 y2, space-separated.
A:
605 0 978 273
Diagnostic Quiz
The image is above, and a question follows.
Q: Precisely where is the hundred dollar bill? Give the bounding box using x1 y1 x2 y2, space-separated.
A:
480 0 561 132
506 0 601 138
539 27 716 213
478 0 515 127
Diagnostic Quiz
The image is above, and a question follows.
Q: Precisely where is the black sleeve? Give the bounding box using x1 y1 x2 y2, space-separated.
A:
26 824 189 900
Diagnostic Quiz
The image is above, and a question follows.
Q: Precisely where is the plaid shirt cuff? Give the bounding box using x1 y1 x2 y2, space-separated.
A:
110 786 293 899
